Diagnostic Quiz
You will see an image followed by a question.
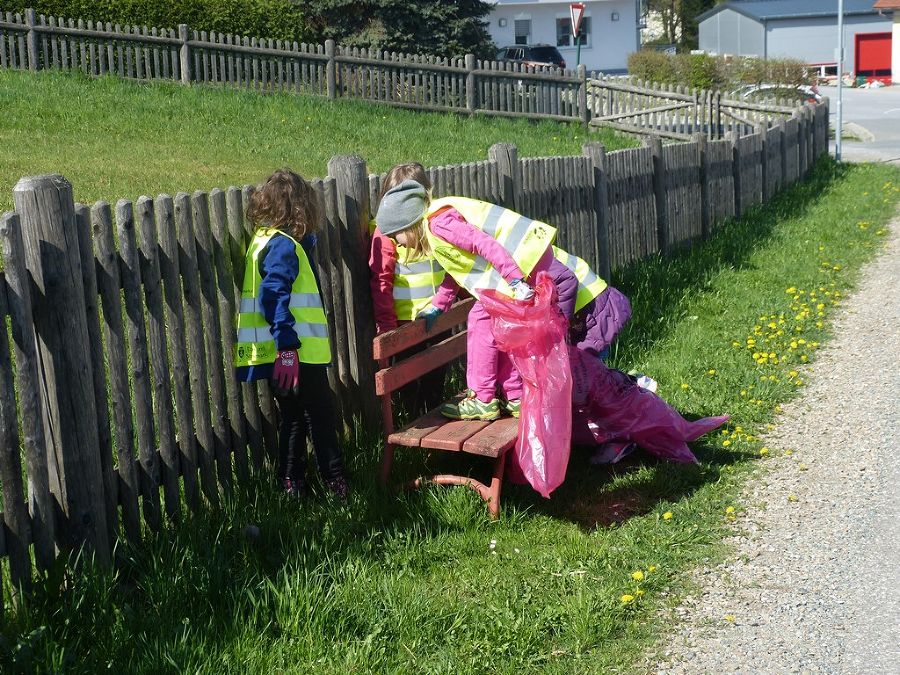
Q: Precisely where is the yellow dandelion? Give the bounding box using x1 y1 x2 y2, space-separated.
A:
725 615 736 622
648 565 657 573
785 287 797 294
784 449 793 456
663 511 673 521
632 571 644 581
722 440 731 447
725 506 736 514
681 383 690 390
759 447 769 456
620 594 635 604
789 370 799 378
799 463 808 471
787 494 798 502
636 589 646 596
708 369 717 376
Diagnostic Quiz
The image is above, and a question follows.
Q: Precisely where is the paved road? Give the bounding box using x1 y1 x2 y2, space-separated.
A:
822 84 900 163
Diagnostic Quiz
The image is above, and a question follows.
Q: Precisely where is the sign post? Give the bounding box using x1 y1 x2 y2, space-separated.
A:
570 2 585 67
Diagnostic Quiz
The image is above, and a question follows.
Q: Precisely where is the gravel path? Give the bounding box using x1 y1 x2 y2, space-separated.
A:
653 218 900 675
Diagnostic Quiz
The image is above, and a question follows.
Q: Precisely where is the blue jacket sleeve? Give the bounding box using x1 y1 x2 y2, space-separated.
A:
258 234 301 351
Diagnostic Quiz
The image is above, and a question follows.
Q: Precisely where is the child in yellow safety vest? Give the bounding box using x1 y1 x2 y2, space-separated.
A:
368 163 459 412
234 169 348 500
375 180 579 421
368 163 457 334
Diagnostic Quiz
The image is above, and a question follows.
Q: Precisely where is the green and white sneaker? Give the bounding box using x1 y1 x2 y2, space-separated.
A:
441 390 501 421
500 398 521 418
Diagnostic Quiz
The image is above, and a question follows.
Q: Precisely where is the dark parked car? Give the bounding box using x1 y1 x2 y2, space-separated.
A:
496 44 566 70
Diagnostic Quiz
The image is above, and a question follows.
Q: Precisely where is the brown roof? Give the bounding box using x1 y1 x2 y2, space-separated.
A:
873 0 900 9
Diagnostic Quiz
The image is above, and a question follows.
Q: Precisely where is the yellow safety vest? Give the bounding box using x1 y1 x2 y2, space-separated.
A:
424 197 556 298
552 246 608 312
234 228 331 367
369 220 445 320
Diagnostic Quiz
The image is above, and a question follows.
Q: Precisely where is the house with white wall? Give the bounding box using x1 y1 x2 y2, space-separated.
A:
486 0 642 73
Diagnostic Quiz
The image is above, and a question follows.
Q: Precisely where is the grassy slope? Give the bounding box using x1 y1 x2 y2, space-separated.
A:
0 69 634 212
3 160 898 673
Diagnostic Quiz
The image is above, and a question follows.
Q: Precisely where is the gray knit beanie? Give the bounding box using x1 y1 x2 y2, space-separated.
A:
375 179 428 236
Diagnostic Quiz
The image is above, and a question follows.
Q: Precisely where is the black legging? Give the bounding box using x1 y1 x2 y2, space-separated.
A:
275 364 344 482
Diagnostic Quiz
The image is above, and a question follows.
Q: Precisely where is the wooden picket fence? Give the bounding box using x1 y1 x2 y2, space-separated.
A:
587 76 802 140
0 87 828 603
0 8 800 136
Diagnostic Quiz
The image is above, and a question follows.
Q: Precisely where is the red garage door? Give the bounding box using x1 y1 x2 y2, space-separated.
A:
855 32 892 81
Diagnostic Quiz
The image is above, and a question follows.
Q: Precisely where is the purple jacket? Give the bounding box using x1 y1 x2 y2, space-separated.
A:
570 286 632 356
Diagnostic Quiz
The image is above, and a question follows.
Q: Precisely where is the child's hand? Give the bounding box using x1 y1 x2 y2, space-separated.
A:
510 278 535 302
415 306 443 332
272 349 300 396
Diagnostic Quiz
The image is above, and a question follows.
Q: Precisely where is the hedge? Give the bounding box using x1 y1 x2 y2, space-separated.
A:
0 1 309 42
627 50 812 92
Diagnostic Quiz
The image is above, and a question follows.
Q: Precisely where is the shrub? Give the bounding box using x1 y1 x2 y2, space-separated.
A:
0 1 309 42
627 49 678 85
627 50 812 92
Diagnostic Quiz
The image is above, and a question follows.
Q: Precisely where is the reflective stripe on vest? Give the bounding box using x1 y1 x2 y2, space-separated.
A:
234 228 331 367
552 246 608 312
369 219 445 320
424 197 556 298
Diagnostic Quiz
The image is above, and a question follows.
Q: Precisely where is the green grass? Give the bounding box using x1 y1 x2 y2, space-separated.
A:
0 68 635 213
2 159 898 673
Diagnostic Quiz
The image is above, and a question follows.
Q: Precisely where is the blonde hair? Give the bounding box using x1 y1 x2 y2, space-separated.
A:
380 163 432 260
247 168 320 241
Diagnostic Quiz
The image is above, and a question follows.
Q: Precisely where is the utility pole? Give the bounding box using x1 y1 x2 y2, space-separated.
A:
836 0 844 161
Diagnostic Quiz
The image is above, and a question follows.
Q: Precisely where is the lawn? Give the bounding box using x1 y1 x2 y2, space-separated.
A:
0 68 635 212
2 156 898 673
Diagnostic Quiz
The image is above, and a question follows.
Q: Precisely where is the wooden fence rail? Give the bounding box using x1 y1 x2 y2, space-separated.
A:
0 100 828 605
1 8 798 136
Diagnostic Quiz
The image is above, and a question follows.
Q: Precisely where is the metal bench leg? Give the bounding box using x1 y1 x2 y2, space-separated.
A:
488 452 506 520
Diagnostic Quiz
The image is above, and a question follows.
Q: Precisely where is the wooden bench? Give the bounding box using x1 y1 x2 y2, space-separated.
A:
374 298 518 518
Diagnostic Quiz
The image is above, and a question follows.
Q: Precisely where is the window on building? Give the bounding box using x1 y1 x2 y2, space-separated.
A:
556 17 591 48
514 19 531 45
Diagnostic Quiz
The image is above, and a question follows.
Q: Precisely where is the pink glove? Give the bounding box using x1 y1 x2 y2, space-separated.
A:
272 349 300 396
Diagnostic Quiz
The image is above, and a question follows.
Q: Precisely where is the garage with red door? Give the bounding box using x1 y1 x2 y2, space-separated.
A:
855 32 892 83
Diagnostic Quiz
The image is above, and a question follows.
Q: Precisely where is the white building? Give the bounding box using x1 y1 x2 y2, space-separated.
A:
486 0 642 73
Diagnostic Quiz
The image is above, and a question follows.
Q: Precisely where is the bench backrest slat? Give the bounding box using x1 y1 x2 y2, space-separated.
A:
375 330 467 395
373 297 474 361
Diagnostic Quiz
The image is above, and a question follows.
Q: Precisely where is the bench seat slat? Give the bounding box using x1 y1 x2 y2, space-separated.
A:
461 417 518 457
421 419 491 451
388 409 450 447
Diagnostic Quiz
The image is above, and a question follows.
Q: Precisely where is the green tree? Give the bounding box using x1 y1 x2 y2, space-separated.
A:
646 0 717 50
300 0 496 58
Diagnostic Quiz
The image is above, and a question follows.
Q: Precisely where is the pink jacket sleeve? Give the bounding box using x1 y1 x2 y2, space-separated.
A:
430 273 461 312
368 228 399 333
427 207 525 283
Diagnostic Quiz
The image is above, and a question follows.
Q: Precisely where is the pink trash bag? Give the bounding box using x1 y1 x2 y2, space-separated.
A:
569 347 729 463
480 273 572 498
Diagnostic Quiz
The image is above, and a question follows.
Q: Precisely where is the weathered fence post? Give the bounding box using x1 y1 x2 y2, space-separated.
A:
0 213 55 576
178 24 190 84
327 155 379 429
756 122 769 202
582 142 611 282
727 130 742 219
13 175 111 565
465 53 477 114
577 64 589 129
326 39 336 100
25 8 39 71
646 135 669 256
694 132 710 239
488 143 520 212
